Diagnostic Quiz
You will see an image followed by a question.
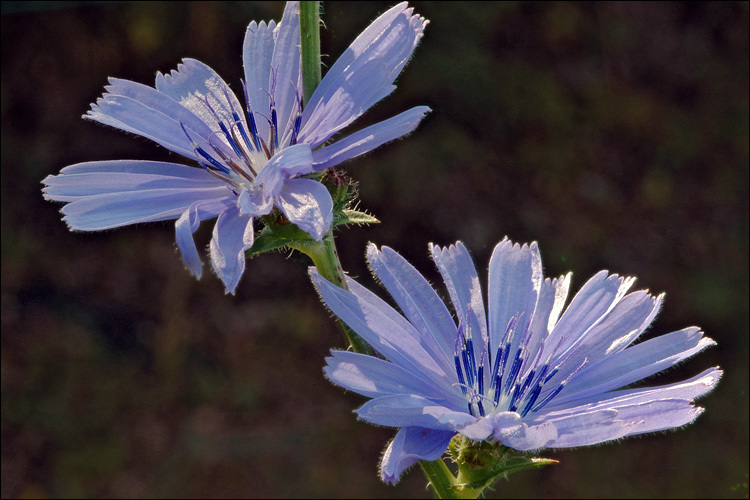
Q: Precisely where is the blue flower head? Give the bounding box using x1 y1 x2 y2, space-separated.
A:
42 2 429 294
310 238 722 484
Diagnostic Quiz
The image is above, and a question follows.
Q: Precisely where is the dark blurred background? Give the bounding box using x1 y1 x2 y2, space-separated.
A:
2 1 748 498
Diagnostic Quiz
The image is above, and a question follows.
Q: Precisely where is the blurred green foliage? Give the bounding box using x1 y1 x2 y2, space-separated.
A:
2 2 748 498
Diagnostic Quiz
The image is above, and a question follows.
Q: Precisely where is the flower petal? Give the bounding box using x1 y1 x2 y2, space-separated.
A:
269 1 302 139
209 206 255 294
42 160 225 201
555 327 716 404
548 367 722 412
85 95 199 161
298 58 392 147
275 178 332 241
532 407 630 448
492 411 558 451
543 271 636 361
311 106 431 171
487 239 543 360
380 427 454 485
84 78 225 161
237 189 273 217
355 394 479 431
430 242 489 365
324 350 447 400
155 58 248 142
540 399 705 448
310 269 451 388
366 243 457 369
175 199 234 279
42 160 233 231
543 290 664 392
256 143 314 198
242 18 276 142
303 2 427 133
523 273 572 375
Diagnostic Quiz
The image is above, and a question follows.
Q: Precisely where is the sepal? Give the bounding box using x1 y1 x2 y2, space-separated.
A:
449 435 558 491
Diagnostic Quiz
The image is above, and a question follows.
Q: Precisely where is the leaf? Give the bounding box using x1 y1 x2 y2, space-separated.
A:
245 227 291 259
460 455 558 489
334 209 380 228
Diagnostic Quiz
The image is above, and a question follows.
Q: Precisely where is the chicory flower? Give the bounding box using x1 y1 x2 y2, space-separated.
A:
311 238 721 483
42 2 429 293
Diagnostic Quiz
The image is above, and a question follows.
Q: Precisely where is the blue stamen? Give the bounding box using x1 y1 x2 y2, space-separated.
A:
493 374 502 405
503 346 524 393
232 113 255 153
531 383 566 413
196 146 229 173
517 368 536 401
271 107 279 150
489 343 502 392
461 347 474 387
218 121 245 160
519 382 543 417
240 80 263 151
289 91 303 146
466 335 477 383
454 350 467 396
477 351 485 396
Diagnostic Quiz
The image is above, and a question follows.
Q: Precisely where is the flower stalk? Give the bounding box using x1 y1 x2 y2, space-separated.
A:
300 1 322 105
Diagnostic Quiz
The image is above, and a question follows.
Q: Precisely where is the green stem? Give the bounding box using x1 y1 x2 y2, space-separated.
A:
420 460 459 499
300 1 322 105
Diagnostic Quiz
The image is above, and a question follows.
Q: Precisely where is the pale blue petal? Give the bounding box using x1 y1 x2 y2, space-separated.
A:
457 416 495 441
209 206 255 294
298 59 392 147
355 394 479 431
311 106 431 171
544 271 636 359
492 412 558 451
255 165 284 199
324 350 447 400
366 243 457 370
271 143 314 177
242 19 276 141
615 399 705 437
523 273 571 378
430 242 488 367
97 77 217 143
155 58 248 141
310 269 451 387
554 327 716 404
487 239 543 360
542 291 663 392
304 2 427 127
546 367 722 412
85 94 201 160
174 199 233 279
269 1 302 138
42 160 225 201
532 408 630 448
255 144 314 198
342 276 463 406
275 178 332 241
380 427 454 485
56 185 231 231
236 189 273 217
540 399 704 448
